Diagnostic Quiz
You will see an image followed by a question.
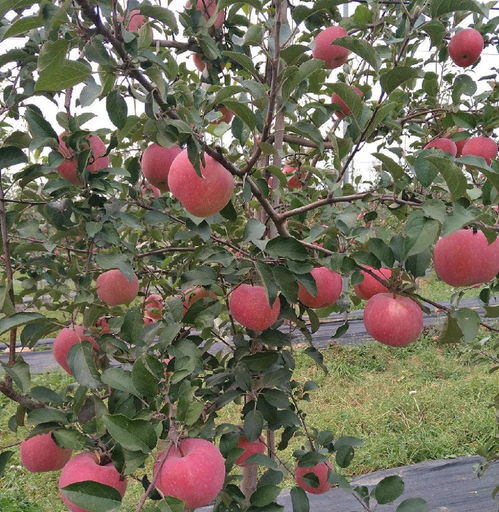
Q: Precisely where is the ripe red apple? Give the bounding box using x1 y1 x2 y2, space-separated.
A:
96 316 112 334
461 136 498 165
212 106 234 125
59 452 127 512
433 229 499 286
193 53 206 71
187 0 225 29
182 286 216 314
20 433 72 473
298 267 342 309
140 181 161 198
424 137 457 156
331 85 362 119
229 284 280 331
295 461 332 495
127 9 145 31
57 133 109 185
235 436 266 466
284 165 306 189
168 150 234 217
312 26 349 69
96 269 139 306
454 138 469 157
141 143 182 192
363 293 423 347
354 267 392 300
144 294 164 321
53 326 99 374
154 438 225 509
448 28 484 67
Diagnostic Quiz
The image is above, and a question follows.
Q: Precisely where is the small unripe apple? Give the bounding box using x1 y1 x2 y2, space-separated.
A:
354 267 392 300
433 229 499 286
186 0 225 29
59 452 127 512
461 136 498 165
424 137 457 156
182 286 216 314
96 269 139 306
57 133 109 185
229 284 280 331
168 150 235 217
127 9 145 31
235 436 266 466
20 433 72 473
331 85 362 119
154 438 225 509
53 326 99 374
363 293 423 347
141 144 182 191
298 267 342 309
144 293 164 321
295 461 332 494
448 28 484 67
312 26 349 69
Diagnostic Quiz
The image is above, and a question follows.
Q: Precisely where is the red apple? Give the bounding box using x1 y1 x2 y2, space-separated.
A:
20 433 72 473
461 136 498 165
433 229 499 286
235 436 266 466
57 133 109 185
193 53 206 71
454 138 469 157
229 284 280 331
295 461 332 495
168 150 234 217
53 326 99 374
141 144 182 192
96 269 139 306
140 181 161 198
363 293 423 347
312 26 349 69
424 137 457 156
59 452 127 512
448 28 484 67
298 267 342 309
331 85 362 119
182 286 216 314
187 0 225 29
96 316 112 334
212 106 234 125
284 165 305 189
127 9 145 31
154 438 225 509
144 293 164 321
354 267 392 300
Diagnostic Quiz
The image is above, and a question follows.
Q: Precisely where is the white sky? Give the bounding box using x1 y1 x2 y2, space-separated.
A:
1 1 498 182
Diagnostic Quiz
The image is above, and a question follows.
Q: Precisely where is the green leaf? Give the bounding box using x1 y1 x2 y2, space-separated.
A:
364 102 398 140
330 83 362 120
221 100 256 130
439 314 462 344
430 0 486 18
61 481 123 512
102 414 157 453
106 90 128 129
29 386 63 405
373 152 404 180
24 105 58 140
67 342 101 390
244 218 266 242
218 0 262 9
452 308 480 342
27 407 68 425
222 51 260 80
290 486 309 512
2 358 30 393
132 355 159 397
273 266 298 304
2 15 42 39
53 429 87 450
484 305 499 318
0 0 35 17
0 146 27 169
244 409 264 442
421 20 446 47
35 60 92 92
38 40 69 72
333 36 379 70
256 261 278 306
396 497 428 512
287 121 324 152
429 156 467 200
101 368 140 396
405 215 440 257
380 67 420 94
250 484 281 507
266 236 309 261
0 312 44 336
140 6 178 31
374 475 405 504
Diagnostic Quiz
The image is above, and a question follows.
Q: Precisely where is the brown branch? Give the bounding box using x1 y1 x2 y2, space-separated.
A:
0 380 45 409
0 198 47 205
137 247 195 258
152 39 197 51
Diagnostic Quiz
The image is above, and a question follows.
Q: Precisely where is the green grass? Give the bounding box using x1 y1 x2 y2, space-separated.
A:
416 272 478 303
0 332 496 511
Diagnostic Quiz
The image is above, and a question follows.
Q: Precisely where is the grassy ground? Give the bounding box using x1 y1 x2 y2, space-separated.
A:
0 331 497 511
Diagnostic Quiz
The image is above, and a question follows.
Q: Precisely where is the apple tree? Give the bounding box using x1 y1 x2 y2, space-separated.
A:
0 0 498 511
